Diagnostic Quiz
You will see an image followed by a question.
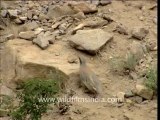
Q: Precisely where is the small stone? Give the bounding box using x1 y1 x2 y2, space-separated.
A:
27 11 33 19
28 1 35 9
135 96 143 104
8 9 18 18
67 56 78 64
32 33 54 49
102 14 114 22
146 41 157 51
55 53 60 56
1 10 8 17
34 28 44 35
19 31 36 40
39 13 49 21
0 25 5 30
14 18 22 24
139 16 144 21
153 17 157 24
125 90 135 98
126 99 134 104
91 0 100 6
19 16 27 21
33 37 49 50
33 15 38 20
0 34 15 43
115 23 128 35
131 27 149 40
100 0 112 6
26 21 39 30
73 12 86 19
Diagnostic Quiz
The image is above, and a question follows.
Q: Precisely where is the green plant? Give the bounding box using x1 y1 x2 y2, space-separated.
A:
11 76 61 120
109 53 138 75
108 56 125 74
124 52 138 71
145 67 157 92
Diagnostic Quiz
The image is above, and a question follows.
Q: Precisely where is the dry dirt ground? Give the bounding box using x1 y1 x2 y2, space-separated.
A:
0 0 157 120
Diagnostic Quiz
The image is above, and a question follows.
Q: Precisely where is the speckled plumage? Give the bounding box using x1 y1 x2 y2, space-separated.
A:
78 56 102 96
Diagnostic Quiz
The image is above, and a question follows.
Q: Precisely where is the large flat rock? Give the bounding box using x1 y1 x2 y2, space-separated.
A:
69 29 113 55
0 39 79 84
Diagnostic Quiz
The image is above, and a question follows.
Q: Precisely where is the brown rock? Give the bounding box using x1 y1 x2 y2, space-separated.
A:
19 31 36 40
131 27 149 40
69 29 113 55
68 1 98 14
136 84 154 100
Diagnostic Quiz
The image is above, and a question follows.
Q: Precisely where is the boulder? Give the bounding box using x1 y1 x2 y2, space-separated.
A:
69 29 113 55
19 31 36 40
68 1 98 14
0 39 78 85
136 84 154 100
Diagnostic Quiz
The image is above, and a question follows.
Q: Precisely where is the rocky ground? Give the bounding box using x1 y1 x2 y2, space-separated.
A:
0 0 157 120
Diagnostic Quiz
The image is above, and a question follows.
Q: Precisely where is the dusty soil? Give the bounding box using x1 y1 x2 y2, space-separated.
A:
0 0 157 120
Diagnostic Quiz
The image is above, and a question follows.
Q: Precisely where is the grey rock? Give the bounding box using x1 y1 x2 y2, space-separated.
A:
1 10 8 17
102 14 114 22
127 41 146 61
33 33 55 49
91 0 100 6
72 12 86 19
115 23 129 35
69 29 113 55
33 15 38 20
8 9 18 18
47 5 76 19
19 31 36 40
67 56 78 64
0 34 15 43
34 28 44 35
14 18 22 24
100 0 112 6
25 21 39 30
68 1 98 14
33 36 49 49
27 11 33 19
19 16 27 22
153 17 157 24
0 25 5 30
134 96 143 104
131 27 149 40
125 90 135 98
39 13 49 21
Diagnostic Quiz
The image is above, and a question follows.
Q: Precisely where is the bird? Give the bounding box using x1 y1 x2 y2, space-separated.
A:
78 55 103 97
